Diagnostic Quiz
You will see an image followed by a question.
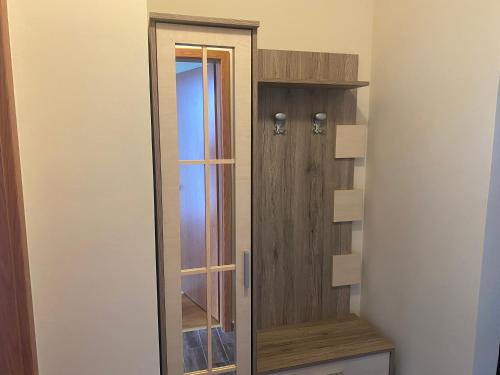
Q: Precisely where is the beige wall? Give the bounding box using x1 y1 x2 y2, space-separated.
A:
148 0 373 120
362 1 500 374
15 1 499 374
148 0 374 313
7 0 374 373
7 1 160 374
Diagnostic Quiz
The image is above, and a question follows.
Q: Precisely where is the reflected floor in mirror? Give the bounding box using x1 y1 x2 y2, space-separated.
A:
182 294 218 330
183 327 235 373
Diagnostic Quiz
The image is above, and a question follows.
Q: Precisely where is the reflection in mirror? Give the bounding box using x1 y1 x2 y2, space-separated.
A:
179 164 206 270
176 45 237 375
212 270 236 371
176 47 232 161
207 48 232 160
182 274 209 373
176 55 204 160
209 164 234 267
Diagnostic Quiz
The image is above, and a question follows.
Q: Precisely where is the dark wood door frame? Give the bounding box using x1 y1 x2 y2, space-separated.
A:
0 0 38 374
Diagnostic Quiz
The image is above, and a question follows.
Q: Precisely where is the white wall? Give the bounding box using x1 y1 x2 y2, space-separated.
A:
148 0 374 313
363 1 500 374
473 80 500 374
7 1 160 374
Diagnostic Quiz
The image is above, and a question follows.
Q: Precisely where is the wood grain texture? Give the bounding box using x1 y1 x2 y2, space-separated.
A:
256 315 394 374
331 254 362 287
0 0 38 373
333 190 364 222
254 50 360 331
254 86 356 329
258 49 360 82
259 79 368 90
150 12 259 30
335 125 368 158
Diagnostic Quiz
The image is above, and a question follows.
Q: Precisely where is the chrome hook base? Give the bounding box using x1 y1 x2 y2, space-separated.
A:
273 112 287 135
312 112 327 135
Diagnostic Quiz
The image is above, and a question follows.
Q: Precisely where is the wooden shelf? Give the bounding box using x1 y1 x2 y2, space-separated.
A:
256 315 394 374
258 79 369 90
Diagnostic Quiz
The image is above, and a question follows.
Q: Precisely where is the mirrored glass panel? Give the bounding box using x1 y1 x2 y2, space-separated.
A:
209 164 235 266
176 47 233 161
207 49 233 160
179 164 206 270
181 274 208 373
174 46 239 375
212 270 236 370
176 49 204 161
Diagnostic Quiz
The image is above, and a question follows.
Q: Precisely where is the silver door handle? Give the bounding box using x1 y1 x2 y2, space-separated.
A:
244 251 251 289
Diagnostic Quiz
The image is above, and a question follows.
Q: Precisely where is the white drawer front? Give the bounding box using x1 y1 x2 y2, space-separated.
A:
271 352 390 375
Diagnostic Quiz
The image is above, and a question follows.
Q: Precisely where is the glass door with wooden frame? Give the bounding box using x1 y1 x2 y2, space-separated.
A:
153 24 252 375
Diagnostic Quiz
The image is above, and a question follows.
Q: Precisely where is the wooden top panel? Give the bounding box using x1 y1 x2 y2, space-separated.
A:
258 49 361 83
150 12 259 29
256 315 394 374
259 79 369 89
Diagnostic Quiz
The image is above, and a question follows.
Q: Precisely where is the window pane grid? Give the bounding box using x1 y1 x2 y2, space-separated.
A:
200 46 214 374
178 44 235 375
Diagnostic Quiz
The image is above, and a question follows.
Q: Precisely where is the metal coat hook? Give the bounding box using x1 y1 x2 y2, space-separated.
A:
273 113 287 135
312 113 327 135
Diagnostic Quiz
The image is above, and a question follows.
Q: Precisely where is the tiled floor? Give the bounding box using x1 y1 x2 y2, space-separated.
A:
183 327 235 373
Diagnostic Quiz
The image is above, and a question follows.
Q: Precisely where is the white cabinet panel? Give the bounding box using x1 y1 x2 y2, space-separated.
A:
271 352 390 375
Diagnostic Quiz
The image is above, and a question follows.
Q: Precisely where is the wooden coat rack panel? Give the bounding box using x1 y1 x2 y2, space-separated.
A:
253 49 365 330
257 49 368 88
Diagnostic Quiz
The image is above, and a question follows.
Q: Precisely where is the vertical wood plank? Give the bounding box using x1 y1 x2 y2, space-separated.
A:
0 0 38 373
201 46 214 373
254 51 360 330
255 87 355 329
